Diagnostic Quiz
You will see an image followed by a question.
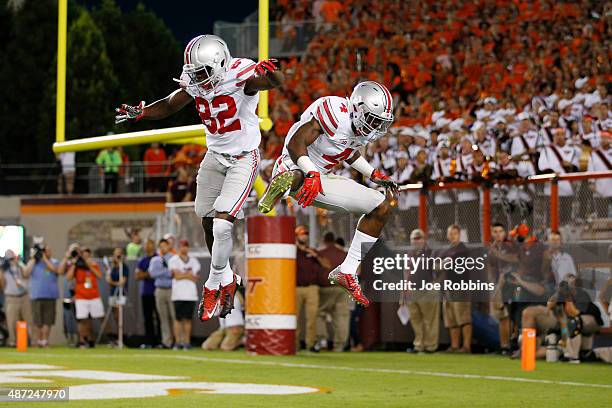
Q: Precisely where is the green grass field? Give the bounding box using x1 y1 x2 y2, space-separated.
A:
0 347 610 407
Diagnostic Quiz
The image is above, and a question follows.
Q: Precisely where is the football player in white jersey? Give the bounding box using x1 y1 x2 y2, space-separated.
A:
115 35 283 320
258 81 398 307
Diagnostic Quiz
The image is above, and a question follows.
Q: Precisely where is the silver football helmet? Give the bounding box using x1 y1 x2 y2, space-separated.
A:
349 81 395 143
182 34 231 93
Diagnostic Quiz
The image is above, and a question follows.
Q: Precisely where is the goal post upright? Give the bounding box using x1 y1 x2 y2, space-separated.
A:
258 0 273 131
55 0 68 144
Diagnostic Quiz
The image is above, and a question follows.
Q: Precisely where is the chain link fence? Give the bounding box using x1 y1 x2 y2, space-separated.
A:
1 161 165 195
159 172 612 254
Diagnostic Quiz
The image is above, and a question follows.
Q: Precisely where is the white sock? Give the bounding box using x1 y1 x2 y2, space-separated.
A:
205 268 223 290
220 262 234 286
340 229 378 275
205 218 233 289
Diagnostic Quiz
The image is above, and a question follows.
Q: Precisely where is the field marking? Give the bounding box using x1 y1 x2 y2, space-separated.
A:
6 352 612 390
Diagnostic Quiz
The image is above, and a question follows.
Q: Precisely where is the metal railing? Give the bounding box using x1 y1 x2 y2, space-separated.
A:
0 161 175 195
159 171 612 251
399 171 612 244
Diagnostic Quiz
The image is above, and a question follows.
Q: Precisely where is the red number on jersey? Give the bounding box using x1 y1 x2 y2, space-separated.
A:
196 95 242 134
322 148 354 169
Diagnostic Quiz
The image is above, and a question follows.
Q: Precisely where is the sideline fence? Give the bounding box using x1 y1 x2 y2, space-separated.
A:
163 171 612 251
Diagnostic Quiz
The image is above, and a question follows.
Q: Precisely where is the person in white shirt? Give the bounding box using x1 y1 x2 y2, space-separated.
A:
538 128 581 225
510 112 540 169
57 152 76 195
587 131 611 217
169 239 201 350
455 137 479 241
545 231 576 284
431 141 456 233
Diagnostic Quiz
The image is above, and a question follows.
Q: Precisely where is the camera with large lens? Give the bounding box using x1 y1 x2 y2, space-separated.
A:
556 280 574 303
33 243 45 262
71 249 79 258
75 256 88 269
501 272 519 302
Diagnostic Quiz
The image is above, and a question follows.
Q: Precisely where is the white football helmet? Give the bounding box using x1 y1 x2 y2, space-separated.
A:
182 34 231 93
349 81 395 143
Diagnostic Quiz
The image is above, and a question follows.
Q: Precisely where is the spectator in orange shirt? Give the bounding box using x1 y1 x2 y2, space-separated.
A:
61 245 103 348
143 143 168 193
173 143 205 171
320 0 343 23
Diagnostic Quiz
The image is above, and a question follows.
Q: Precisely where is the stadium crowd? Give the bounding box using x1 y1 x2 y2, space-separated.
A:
259 0 611 211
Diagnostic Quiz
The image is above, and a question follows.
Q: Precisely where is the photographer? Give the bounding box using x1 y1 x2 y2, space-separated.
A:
105 247 129 345
23 243 59 347
546 275 603 363
0 249 31 347
499 225 549 357
60 244 103 348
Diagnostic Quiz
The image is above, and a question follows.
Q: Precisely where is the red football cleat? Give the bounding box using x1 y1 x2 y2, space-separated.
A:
328 266 370 307
219 274 242 318
198 286 221 321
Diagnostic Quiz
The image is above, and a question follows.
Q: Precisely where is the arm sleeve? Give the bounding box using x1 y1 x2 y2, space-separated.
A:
148 257 162 278
96 152 105 165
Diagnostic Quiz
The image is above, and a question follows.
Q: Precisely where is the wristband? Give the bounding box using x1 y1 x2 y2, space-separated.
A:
297 156 318 174
350 156 376 177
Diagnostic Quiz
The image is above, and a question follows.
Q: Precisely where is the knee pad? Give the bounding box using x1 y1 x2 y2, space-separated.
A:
213 218 233 240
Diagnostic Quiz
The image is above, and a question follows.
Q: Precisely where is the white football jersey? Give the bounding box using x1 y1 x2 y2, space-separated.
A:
282 96 363 174
181 58 260 156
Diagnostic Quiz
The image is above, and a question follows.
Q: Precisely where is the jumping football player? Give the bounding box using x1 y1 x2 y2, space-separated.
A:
115 35 283 320
258 81 397 306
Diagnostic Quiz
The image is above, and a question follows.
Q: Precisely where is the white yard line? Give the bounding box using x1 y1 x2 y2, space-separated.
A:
6 352 612 390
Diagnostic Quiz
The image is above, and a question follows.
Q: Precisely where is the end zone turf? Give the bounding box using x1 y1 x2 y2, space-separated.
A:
1 348 610 407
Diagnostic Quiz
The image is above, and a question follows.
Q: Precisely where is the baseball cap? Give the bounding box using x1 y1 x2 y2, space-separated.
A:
517 112 530 121
410 229 425 240
179 239 189 247
574 77 589 89
484 96 498 105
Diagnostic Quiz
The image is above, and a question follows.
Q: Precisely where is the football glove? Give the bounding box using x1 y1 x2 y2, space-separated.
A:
115 101 145 124
255 59 279 76
371 169 398 193
295 171 324 208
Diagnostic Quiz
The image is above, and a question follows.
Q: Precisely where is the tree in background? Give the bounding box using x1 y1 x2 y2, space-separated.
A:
0 0 194 166
0 0 61 163
91 0 196 159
